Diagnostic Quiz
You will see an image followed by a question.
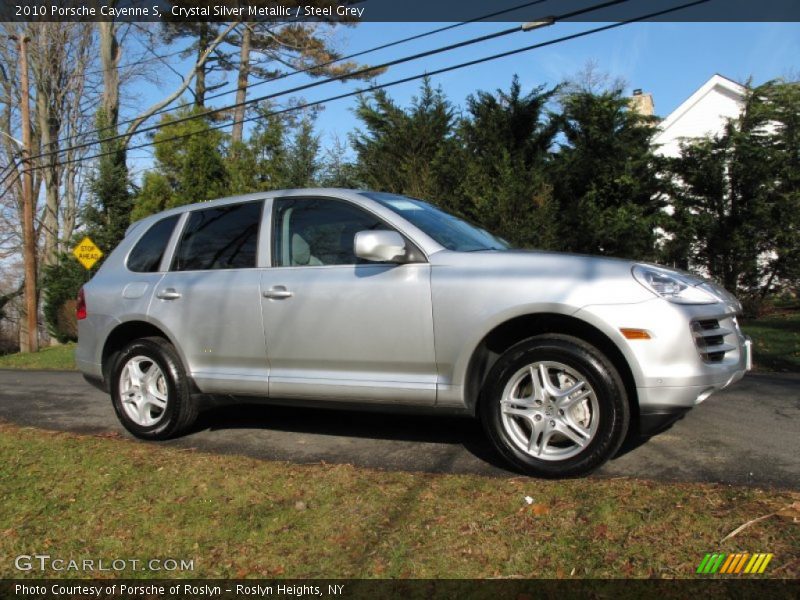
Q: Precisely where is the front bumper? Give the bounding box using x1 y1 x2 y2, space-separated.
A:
575 299 752 435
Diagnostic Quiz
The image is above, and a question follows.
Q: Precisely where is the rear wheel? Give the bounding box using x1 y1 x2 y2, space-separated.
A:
480 334 629 478
110 337 197 439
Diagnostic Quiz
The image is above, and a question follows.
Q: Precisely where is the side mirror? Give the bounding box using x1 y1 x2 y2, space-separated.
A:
354 230 407 263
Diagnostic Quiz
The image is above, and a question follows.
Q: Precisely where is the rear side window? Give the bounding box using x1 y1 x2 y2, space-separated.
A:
172 202 262 271
127 215 180 273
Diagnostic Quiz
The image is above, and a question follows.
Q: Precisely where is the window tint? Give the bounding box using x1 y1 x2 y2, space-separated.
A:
173 202 261 271
127 215 180 273
272 198 386 267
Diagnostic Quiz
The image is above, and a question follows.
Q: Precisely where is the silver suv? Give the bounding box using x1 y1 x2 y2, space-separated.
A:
76 189 751 477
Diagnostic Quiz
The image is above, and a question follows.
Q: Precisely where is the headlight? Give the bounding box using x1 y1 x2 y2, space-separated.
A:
632 264 719 305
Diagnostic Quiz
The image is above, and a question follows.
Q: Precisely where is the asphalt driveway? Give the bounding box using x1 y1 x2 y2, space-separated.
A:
0 369 797 488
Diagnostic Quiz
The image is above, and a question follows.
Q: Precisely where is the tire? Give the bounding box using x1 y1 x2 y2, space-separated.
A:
109 337 197 440
480 334 629 478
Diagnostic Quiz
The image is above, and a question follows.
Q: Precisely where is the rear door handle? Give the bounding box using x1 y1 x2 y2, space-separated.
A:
156 288 182 300
263 286 293 300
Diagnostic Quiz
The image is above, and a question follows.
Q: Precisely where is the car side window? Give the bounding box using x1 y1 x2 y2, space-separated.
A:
127 215 180 273
172 202 262 271
272 198 387 267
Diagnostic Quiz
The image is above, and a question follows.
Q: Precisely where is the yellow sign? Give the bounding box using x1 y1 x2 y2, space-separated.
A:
72 236 103 270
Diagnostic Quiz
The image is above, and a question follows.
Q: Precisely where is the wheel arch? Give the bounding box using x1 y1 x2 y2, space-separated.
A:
101 320 187 386
464 312 638 425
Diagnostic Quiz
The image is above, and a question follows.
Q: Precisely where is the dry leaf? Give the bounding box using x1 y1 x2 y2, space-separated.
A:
531 503 550 516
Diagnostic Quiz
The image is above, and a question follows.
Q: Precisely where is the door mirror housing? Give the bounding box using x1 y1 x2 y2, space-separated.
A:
354 230 407 263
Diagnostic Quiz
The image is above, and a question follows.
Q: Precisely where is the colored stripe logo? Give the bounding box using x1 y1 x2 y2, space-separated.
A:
696 553 773 574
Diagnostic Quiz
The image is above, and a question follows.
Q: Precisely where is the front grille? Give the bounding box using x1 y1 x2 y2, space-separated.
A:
691 319 736 363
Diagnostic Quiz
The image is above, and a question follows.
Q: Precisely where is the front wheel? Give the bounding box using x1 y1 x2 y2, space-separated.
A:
110 337 197 440
480 334 629 478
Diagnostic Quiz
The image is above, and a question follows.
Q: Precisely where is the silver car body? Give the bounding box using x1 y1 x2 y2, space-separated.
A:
76 188 751 434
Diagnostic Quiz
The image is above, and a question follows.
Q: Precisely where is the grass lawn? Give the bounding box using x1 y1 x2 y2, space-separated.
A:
0 342 75 370
1 422 797 579
741 310 800 373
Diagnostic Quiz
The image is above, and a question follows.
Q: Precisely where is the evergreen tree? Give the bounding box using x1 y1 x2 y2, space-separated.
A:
319 136 360 188
225 105 291 193
83 109 133 253
130 172 173 222
352 78 460 209
284 112 321 188
459 76 558 248
131 107 228 219
42 253 88 343
663 80 800 309
550 87 663 259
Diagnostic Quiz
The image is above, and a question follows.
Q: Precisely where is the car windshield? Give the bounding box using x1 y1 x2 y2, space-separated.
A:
361 192 509 252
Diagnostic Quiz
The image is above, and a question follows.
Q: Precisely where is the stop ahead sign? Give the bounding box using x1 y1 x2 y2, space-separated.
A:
72 236 103 270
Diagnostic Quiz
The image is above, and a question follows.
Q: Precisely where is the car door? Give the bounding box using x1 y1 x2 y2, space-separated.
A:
147 200 269 396
261 196 437 405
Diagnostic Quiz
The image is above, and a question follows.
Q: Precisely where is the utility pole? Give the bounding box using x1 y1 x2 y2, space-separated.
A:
12 32 38 353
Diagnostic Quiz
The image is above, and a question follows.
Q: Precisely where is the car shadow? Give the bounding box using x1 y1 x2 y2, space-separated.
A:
190 400 517 472
186 399 650 475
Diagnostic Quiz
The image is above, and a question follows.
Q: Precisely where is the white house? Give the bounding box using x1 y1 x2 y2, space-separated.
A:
651 74 747 158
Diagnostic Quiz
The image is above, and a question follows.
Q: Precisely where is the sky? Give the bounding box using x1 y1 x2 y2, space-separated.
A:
121 20 800 179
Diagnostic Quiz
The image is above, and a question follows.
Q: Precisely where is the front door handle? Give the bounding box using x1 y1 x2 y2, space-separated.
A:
263 286 293 300
156 288 182 300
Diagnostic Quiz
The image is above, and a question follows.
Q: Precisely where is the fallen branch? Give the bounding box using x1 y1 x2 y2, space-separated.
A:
720 512 775 543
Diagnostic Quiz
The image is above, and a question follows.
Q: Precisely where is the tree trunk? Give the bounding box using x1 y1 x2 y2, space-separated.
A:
98 22 120 128
62 164 78 245
231 24 251 145
18 33 39 353
36 81 60 267
194 22 209 108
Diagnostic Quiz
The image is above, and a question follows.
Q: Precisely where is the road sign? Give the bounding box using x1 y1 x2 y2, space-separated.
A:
72 236 103 270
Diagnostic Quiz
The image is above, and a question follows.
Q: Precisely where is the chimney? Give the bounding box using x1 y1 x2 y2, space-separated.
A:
629 89 654 116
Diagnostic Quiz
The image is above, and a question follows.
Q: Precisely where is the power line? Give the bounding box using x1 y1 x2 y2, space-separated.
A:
35 24 526 158
29 0 630 162
54 0 551 148
0 0 708 192
145 0 551 117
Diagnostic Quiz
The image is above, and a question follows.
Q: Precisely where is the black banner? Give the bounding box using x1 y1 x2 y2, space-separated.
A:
3 579 800 600
1 0 799 23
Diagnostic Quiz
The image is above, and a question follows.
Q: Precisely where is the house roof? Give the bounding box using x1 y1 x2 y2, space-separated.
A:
653 74 747 145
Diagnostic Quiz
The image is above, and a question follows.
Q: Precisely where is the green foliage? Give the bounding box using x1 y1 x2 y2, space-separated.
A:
42 252 90 343
226 107 291 193
83 109 132 255
130 172 172 222
131 107 228 220
549 87 664 259
458 77 559 248
351 78 461 208
318 137 360 188
663 80 800 309
284 113 321 188
134 102 328 219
